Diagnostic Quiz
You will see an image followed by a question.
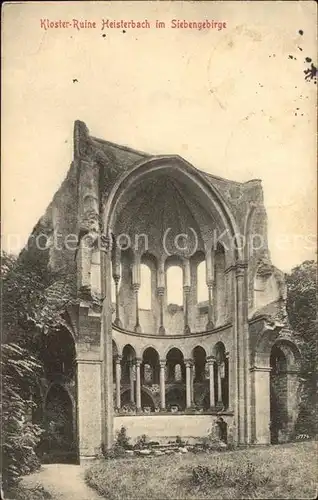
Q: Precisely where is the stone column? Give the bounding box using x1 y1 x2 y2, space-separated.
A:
132 284 141 333
136 359 142 411
113 276 122 327
129 361 135 403
207 356 215 408
185 360 192 408
216 362 223 407
100 234 114 450
190 363 194 405
159 360 166 410
206 281 214 330
236 262 248 444
226 353 230 410
183 286 191 334
115 355 122 410
112 245 122 327
205 248 215 329
183 259 191 334
132 255 141 333
77 345 102 460
157 287 166 334
250 366 271 444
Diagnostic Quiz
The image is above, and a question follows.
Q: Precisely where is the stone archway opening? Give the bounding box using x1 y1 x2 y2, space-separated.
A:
166 348 185 383
43 384 76 464
142 347 160 386
121 344 136 409
41 327 76 381
269 341 300 444
40 326 78 463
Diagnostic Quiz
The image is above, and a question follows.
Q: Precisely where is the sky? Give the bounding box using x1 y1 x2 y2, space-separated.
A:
2 1 317 272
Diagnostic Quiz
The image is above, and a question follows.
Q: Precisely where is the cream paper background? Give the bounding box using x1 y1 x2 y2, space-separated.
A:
1 0 317 272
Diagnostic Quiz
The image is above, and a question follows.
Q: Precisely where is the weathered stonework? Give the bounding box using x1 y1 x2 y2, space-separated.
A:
24 121 302 462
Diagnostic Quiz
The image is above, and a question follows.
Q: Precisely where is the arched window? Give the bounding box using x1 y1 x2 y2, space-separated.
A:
139 263 152 310
166 266 183 306
197 261 208 302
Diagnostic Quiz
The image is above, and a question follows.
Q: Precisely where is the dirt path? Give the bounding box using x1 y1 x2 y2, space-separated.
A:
21 463 101 500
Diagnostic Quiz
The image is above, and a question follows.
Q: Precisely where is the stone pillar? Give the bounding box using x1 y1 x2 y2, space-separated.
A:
206 248 215 329
129 361 135 403
77 345 102 460
207 356 215 408
115 355 122 409
226 353 230 410
132 255 141 333
190 363 194 405
112 244 122 328
216 362 223 407
159 360 166 410
183 286 191 334
113 276 122 327
157 287 166 334
100 235 114 450
236 262 248 444
136 359 142 411
133 284 141 333
250 366 271 444
183 260 191 334
206 281 214 330
185 360 192 408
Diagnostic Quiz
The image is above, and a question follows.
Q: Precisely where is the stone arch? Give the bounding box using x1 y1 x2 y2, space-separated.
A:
269 339 301 444
273 339 301 371
121 344 137 385
41 326 76 382
142 346 160 385
192 345 207 382
103 156 242 262
163 344 186 359
166 347 185 383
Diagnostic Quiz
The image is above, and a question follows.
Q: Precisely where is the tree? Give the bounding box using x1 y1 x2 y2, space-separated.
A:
1 248 77 490
1 344 43 489
286 260 317 435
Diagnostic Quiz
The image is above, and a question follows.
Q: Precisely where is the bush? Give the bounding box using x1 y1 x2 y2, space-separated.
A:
1 344 44 490
175 435 186 446
102 426 132 459
6 484 52 500
115 426 130 449
134 434 149 450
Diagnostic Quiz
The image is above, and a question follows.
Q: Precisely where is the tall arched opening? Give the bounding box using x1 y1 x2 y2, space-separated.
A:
43 384 76 463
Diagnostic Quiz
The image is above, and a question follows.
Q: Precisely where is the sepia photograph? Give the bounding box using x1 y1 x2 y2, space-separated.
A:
1 1 317 499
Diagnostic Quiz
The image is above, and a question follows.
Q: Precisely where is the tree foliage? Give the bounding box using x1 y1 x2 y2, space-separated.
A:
1 344 43 489
1 248 77 489
286 259 317 435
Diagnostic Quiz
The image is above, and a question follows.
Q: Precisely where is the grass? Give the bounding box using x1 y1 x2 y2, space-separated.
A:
85 441 317 499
